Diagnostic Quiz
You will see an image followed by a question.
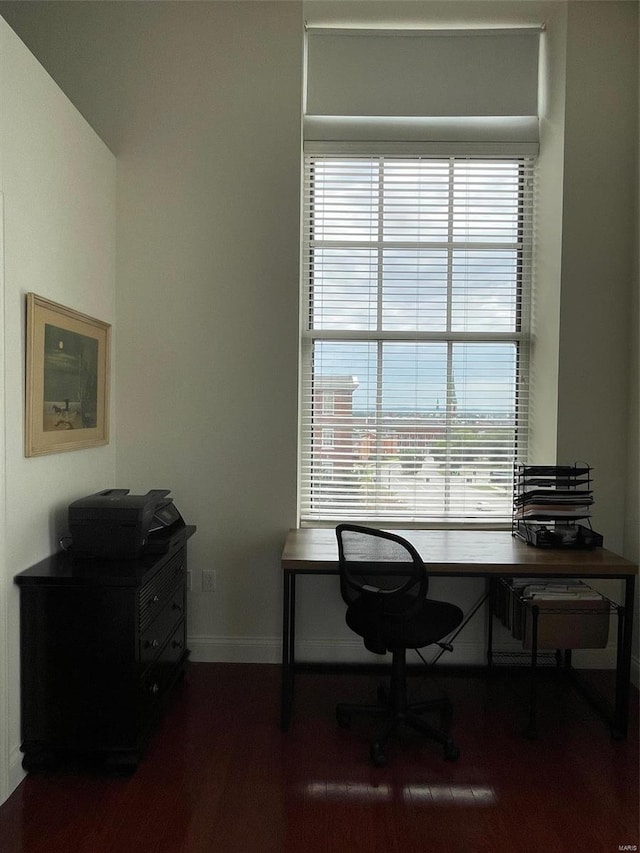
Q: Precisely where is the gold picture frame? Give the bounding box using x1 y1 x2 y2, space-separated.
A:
25 293 111 457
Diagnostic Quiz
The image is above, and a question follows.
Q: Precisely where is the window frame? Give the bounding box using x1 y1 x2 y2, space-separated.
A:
299 149 534 529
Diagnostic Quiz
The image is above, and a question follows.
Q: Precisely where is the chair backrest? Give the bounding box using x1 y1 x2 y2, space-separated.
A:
336 524 428 612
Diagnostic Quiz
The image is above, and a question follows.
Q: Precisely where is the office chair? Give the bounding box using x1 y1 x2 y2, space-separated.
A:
335 524 464 767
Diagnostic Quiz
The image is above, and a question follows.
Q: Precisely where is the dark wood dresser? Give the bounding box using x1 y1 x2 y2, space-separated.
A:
15 524 195 772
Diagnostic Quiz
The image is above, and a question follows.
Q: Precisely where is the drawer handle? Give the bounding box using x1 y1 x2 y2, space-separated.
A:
149 683 160 695
144 639 160 650
152 595 160 604
172 639 184 650
171 602 183 612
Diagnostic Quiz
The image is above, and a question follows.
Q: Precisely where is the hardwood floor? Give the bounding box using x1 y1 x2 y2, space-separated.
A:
0 663 637 853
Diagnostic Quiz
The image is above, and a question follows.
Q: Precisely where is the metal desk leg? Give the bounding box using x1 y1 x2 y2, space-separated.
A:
486 577 495 668
524 604 539 739
613 574 635 739
281 571 296 731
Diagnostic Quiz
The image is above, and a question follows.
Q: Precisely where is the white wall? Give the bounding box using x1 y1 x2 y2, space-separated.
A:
0 1 637 802
0 113 7 807
295 1 638 669
556 3 639 678
111 2 302 660
0 17 117 798
528 3 567 465
558 1 638 552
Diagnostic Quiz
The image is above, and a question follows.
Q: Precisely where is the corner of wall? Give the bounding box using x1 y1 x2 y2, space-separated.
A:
0 15 117 806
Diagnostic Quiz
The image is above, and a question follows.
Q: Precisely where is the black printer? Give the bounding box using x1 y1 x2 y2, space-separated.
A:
68 489 185 559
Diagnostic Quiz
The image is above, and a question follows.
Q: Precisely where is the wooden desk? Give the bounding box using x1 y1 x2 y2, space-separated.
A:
281 528 637 735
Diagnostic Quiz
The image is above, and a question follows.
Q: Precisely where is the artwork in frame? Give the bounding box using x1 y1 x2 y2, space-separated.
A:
25 293 111 457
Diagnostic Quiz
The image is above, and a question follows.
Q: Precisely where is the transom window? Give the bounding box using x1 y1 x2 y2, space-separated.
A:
299 154 534 526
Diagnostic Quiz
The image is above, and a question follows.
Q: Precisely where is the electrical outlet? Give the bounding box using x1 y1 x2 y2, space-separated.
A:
202 569 216 592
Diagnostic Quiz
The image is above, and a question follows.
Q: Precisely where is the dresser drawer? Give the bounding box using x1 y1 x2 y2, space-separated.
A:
139 549 185 632
139 583 185 664
139 621 187 708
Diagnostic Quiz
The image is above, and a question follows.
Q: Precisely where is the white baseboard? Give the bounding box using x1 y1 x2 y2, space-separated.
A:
189 636 282 664
188 635 625 671
187 636 482 665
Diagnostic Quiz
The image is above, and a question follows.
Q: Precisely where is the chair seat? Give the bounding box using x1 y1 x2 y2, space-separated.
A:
346 597 464 653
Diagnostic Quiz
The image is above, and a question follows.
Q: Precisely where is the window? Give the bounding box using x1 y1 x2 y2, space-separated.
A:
321 390 335 415
299 154 534 525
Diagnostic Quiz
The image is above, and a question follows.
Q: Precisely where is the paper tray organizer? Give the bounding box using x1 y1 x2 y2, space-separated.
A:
494 578 612 650
512 463 603 549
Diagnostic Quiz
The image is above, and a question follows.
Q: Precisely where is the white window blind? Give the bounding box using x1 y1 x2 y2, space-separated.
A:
306 29 540 118
299 154 534 526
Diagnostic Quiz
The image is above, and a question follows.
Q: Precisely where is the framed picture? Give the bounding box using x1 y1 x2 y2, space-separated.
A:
25 293 111 457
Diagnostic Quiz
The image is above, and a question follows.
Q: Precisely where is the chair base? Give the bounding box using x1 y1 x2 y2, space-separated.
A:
336 652 460 766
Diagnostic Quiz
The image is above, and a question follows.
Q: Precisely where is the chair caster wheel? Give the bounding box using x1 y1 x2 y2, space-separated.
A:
444 740 460 761
336 708 351 729
370 744 387 767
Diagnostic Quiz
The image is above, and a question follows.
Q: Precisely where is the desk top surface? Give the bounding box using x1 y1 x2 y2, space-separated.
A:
282 528 638 577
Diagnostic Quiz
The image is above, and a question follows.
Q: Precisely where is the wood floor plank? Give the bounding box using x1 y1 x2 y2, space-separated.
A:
0 663 637 853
